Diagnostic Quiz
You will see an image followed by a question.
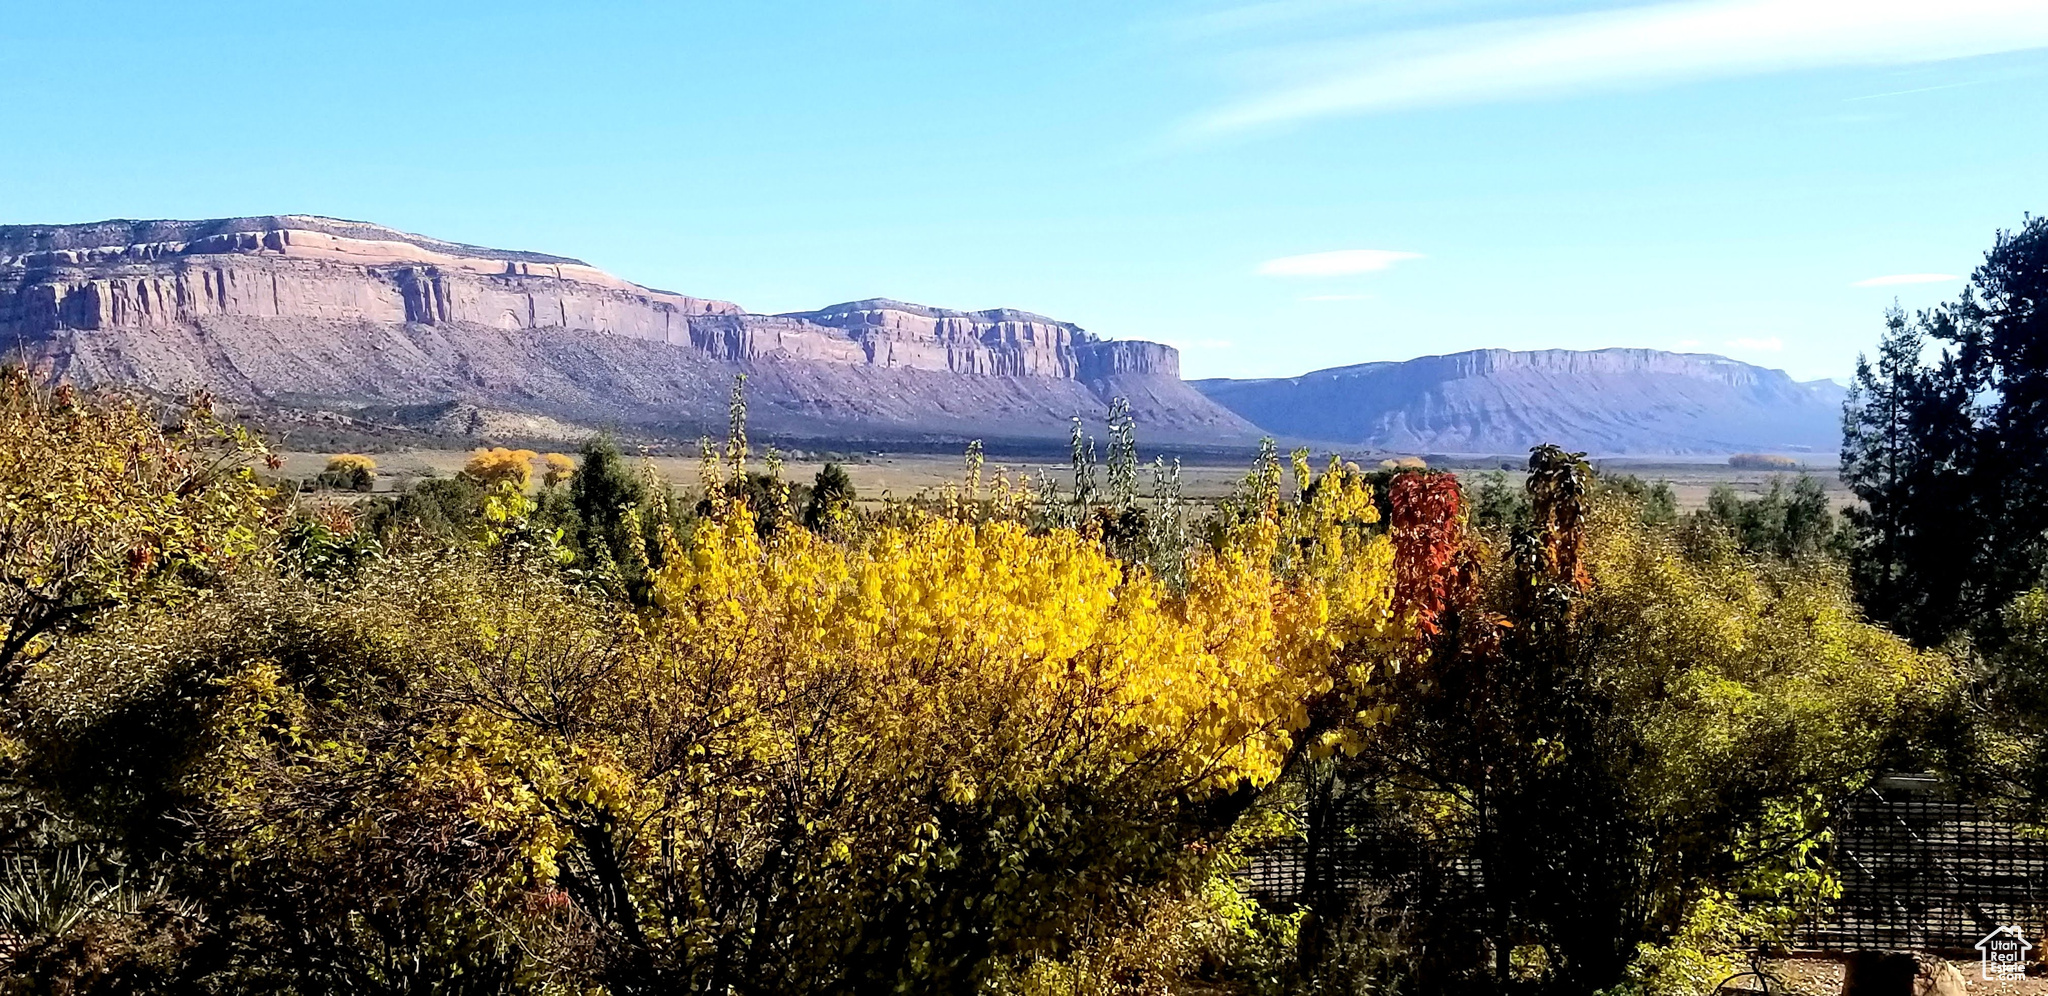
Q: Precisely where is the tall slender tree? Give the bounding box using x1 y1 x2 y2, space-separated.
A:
1842 216 2048 644
570 434 645 575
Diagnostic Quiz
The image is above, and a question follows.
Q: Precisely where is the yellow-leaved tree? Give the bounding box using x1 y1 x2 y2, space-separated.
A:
0 369 274 691
461 447 539 489
316 453 377 491
5 389 1423 991
540 452 576 488
410 450 1406 991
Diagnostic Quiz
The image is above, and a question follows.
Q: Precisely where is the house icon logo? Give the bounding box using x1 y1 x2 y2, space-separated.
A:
1977 925 2033 981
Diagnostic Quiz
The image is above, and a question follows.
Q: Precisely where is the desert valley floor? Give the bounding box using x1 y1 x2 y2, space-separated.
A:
274 448 1855 511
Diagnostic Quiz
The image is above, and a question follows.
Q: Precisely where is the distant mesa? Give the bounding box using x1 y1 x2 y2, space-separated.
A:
0 216 1254 447
1193 348 1847 457
0 214 1849 456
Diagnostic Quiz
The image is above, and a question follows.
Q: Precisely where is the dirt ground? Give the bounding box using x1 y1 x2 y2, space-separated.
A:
1745 956 2048 994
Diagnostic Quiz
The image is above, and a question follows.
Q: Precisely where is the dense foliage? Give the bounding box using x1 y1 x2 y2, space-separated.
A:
0 371 275 684
0 370 1958 995
1843 215 2048 646
1287 448 1941 995
1839 216 2048 820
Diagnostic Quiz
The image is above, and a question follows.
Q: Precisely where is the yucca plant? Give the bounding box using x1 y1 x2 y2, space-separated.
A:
0 848 126 941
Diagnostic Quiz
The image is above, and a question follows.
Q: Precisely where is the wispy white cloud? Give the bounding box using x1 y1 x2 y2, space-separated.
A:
1726 336 1784 352
1852 272 1962 287
1193 0 2048 133
1675 338 1702 349
1300 293 1376 301
1259 249 1422 276
1166 0 1380 40
1845 80 1984 101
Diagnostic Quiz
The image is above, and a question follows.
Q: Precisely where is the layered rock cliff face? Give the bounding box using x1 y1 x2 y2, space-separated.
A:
0 217 741 336
1194 348 1848 456
775 300 1176 380
1 216 1252 444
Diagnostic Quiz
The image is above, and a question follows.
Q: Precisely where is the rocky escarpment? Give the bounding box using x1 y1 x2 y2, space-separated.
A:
0 216 741 338
1 216 1252 445
1194 348 1848 456
776 299 1176 380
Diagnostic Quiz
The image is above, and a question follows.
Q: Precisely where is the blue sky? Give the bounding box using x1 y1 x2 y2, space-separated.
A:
4 0 2045 382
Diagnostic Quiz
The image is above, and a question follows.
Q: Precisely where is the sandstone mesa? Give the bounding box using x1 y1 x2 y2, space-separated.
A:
0 215 1250 446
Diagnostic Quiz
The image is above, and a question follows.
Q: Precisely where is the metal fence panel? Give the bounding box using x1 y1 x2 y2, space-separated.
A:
1799 775 2048 952
1242 775 2048 954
